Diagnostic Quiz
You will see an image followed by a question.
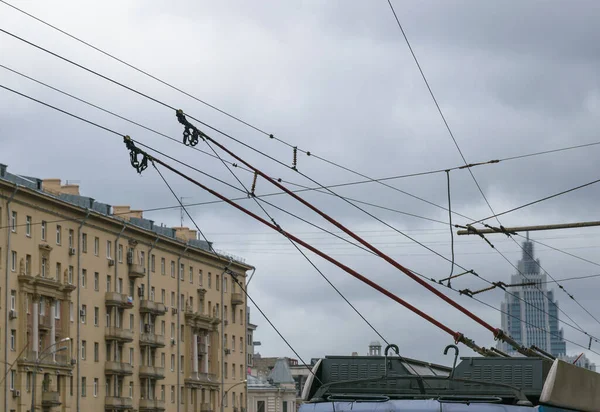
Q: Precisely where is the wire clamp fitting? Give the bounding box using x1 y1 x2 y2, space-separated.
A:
292 146 298 170
176 109 205 147
123 136 150 174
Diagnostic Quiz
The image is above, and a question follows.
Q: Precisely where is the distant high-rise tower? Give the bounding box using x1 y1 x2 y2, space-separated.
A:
368 341 382 356
497 233 566 356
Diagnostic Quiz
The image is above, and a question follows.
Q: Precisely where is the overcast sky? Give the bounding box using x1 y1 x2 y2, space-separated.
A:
2 1 600 367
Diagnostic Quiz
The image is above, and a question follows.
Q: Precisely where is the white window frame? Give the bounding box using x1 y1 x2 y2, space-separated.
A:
81 269 87 288
94 237 99 256
41 257 47 278
25 215 31 237
11 211 16 233
106 240 112 259
81 340 86 359
55 301 61 320
10 330 15 350
94 378 98 397
56 225 61 245
41 220 46 240
11 251 16 272
10 290 15 310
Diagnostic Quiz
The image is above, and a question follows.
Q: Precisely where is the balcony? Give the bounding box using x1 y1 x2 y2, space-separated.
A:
105 396 133 410
41 391 61 407
139 398 166 412
185 372 218 389
128 263 146 279
140 300 167 316
231 292 244 306
140 332 165 348
105 292 134 308
184 308 219 331
201 403 214 412
105 361 133 376
38 314 53 331
17 350 73 371
139 365 166 380
105 327 134 343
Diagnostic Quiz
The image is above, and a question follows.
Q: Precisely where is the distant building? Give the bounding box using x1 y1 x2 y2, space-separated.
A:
247 306 258 369
497 234 567 356
247 358 296 412
368 340 382 356
558 354 597 372
251 354 314 401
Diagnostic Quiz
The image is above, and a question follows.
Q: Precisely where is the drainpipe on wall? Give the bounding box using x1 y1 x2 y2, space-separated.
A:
114 225 127 293
4 186 18 412
177 245 189 412
76 209 90 412
244 266 255 412
220 259 233 412
147 238 159 296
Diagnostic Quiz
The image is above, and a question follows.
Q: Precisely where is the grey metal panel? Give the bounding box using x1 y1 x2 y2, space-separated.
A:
129 217 154 231
153 225 175 238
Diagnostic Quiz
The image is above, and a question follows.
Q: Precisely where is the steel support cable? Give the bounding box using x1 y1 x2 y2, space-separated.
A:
383 1 600 336
469 177 600 226
4 84 597 349
128 147 494 355
156 141 393 350
176 115 600 345
174 118 515 346
387 0 600 336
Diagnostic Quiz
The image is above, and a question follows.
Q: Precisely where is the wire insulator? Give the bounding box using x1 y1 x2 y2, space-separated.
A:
292 146 298 170
250 171 258 197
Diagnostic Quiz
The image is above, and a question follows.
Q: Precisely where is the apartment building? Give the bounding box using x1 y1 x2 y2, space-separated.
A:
0 164 252 412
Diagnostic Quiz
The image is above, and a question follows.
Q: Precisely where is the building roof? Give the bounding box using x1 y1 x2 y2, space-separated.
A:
268 358 295 384
0 163 250 268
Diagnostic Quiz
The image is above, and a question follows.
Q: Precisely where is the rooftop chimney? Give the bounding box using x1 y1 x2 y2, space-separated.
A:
173 227 197 242
42 179 62 195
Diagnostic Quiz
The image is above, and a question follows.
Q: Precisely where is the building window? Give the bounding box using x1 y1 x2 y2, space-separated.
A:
106 240 112 259
11 211 16 232
55 301 61 319
199 270 203 286
171 355 175 371
216 275 220 291
170 386 175 403
11 251 16 272
41 257 47 277
180 325 184 342
130 314 134 330
180 294 184 311
81 305 87 324
10 290 15 310
10 370 15 391
130 347 134 365
224 362 228 378
68 266 74 284
208 273 212 288
232 336 236 351
94 272 99 291
94 307 99 326
161 258 165 275
283 401 288 412
41 220 46 240
224 277 227 293
118 244 123 263
25 254 31 275
81 269 87 288
161 385 165 401
240 337 243 352
56 262 61 279
10 330 15 350
189 267 194 283
70 302 74 322
94 342 99 362
161 321 165 335
161 353 165 368
81 340 86 359
106 275 111 292
224 392 228 407
94 378 98 397
82 233 87 253
26 372 32 392
180 387 184 404
129 381 133 398
171 292 175 307
171 323 175 338
232 363 236 379
68 229 74 248
180 355 184 373
56 225 61 244
81 377 86 397
179 263 184 280
26 215 31 236
161 289 165 303
257 400 265 412
240 364 243 379
151 254 156 272
94 237 99 256
170 261 175 278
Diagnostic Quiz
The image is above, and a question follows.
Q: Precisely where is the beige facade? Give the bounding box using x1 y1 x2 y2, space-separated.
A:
0 164 252 412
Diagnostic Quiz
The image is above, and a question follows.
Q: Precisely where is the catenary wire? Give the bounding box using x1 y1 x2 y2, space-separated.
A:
178 114 600 343
470 177 600 225
384 1 600 336
446 171 455 287
4 84 599 347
